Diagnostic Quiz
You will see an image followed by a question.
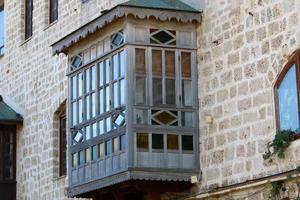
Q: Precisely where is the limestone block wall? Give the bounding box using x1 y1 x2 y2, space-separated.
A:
198 0 300 194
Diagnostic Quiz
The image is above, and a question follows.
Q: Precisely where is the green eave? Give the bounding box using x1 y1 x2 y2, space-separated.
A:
0 96 23 124
121 0 200 13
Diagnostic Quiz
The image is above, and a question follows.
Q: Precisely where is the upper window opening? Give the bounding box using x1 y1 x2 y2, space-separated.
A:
49 0 58 24
276 59 300 133
25 0 33 40
150 29 176 45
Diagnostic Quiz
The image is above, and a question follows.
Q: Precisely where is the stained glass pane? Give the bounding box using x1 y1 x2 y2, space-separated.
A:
72 55 82 68
78 99 83 123
99 89 104 114
86 148 91 162
152 50 162 76
278 65 300 132
166 51 175 77
105 59 110 84
106 117 111 132
181 52 191 78
72 102 77 126
135 77 146 104
78 73 83 97
91 66 96 90
85 125 91 140
72 76 77 100
135 109 148 125
85 68 90 93
92 123 97 137
151 30 174 44
182 80 192 106
182 112 193 127
182 135 193 151
120 79 126 105
135 48 146 75
99 143 105 157
99 62 104 86
120 135 126 151
112 32 123 47
105 86 110 111
114 114 125 126
113 137 119 153
167 134 178 150
152 78 162 105
137 133 148 149
166 79 175 105
153 111 177 125
92 93 96 117
72 153 78 167
92 145 98 161
113 54 118 80
152 134 164 150
120 51 125 77
113 82 119 108
105 140 112 155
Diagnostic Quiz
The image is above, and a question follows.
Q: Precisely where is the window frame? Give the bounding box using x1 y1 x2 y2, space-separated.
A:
59 113 67 176
25 0 33 40
274 52 300 139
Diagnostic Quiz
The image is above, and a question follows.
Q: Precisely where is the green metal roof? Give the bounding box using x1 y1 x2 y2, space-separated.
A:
121 0 200 13
0 96 23 124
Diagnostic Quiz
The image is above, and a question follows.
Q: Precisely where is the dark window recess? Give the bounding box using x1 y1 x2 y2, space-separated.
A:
152 134 164 150
182 135 193 151
49 0 58 23
25 0 33 39
59 114 67 176
150 29 176 45
111 32 124 49
0 125 16 200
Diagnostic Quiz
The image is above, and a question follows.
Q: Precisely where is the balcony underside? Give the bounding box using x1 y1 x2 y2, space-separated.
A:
68 168 198 198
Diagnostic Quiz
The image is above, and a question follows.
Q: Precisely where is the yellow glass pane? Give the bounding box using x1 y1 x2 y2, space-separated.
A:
113 137 119 153
167 134 178 150
137 133 148 149
86 148 91 162
99 143 105 157
152 50 162 76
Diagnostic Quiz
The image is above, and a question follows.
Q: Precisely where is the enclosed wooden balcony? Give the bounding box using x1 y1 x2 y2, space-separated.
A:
52 0 201 198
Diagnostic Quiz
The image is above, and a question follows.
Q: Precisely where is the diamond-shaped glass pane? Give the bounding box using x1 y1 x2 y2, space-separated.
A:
112 32 124 47
72 55 82 69
153 111 177 125
74 131 83 143
152 31 174 44
114 114 125 127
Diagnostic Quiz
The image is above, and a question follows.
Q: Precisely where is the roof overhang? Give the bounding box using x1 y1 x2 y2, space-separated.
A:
0 96 23 125
51 4 201 55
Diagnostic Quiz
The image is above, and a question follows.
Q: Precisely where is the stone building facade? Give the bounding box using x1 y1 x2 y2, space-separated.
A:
0 0 300 199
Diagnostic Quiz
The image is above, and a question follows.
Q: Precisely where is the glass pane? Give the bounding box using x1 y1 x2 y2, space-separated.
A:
85 68 90 93
113 54 118 80
99 89 104 114
105 59 110 84
78 99 83 123
152 134 164 150
153 110 177 125
120 51 125 77
74 131 83 143
182 112 193 127
99 62 104 86
120 79 126 105
72 76 77 100
114 114 125 126
99 143 105 157
85 125 91 140
135 48 146 75
166 79 175 104
113 137 119 153
78 73 83 97
167 134 178 150
92 145 98 161
135 109 148 125
72 55 82 68
120 135 126 151
136 77 146 104
152 50 162 76
72 102 77 126
165 51 175 77
182 80 192 106
112 32 123 46
182 135 193 151
105 140 112 155
86 148 91 162
99 120 104 135
152 30 174 44
92 93 96 117
106 117 111 132
113 82 119 108
105 86 110 111
278 65 300 132
72 153 78 167
181 52 191 78
92 123 97 137
91 66 96 90
86 95 90 120
152 78 162 105
137 133 148 149
79 150 85 165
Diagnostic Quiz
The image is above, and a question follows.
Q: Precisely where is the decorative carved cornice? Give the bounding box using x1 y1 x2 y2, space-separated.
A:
51 5 201 55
